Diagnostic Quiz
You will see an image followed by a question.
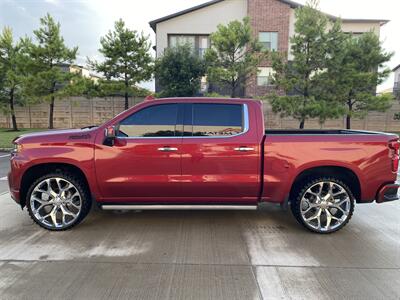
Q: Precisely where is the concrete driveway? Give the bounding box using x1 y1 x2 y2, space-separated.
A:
0 154 399 299
0 152 10 195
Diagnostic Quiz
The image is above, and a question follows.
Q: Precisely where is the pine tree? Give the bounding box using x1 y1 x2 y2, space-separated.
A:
0 27 31 131
205 17 267 98
89 19 153 110
29 14 78 129
155 44 205 97
268 1 344 129
331 32 393 129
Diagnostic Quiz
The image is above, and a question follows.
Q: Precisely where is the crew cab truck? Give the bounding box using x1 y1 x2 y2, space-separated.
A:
8 98 400 233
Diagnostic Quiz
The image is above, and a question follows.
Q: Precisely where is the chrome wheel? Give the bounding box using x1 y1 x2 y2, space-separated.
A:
30 177 82 229
300 181 351 232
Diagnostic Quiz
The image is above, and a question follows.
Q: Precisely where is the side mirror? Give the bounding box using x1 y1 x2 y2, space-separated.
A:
104 126 116 146
105 126 116 138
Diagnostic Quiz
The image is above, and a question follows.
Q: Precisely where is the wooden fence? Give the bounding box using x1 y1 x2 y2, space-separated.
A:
1 97 400 131
0 97 145 129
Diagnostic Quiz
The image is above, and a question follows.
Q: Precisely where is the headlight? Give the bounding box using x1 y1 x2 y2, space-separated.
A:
12 143 22 154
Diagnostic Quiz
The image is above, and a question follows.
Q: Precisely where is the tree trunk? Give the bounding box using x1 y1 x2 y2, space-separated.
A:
49 80 57 129
9 88 18 131
299 119 305 129
346 114 351 129
49 95 55 129
124 73 129 110
346 100 352 130
124 91 129 110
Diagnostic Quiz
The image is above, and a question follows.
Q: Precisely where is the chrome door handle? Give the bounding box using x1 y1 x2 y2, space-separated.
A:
158 147 178 152
234 147 254 152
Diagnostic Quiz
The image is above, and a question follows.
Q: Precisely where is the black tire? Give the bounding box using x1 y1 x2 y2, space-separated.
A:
26 171 92 231
290 177 355 234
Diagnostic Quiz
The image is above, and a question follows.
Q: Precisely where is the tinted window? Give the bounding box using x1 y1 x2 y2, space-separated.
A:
118 104 178 137
191 104 243 137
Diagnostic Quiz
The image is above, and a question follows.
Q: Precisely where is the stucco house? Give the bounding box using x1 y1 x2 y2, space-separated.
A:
149 0 388 98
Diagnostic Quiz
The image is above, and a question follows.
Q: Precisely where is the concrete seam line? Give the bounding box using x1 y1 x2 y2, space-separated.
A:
0 154 10 158
0 259 399 270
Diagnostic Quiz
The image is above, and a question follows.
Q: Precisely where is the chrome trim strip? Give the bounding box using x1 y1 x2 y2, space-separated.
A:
101 204 257 211
115 104 249 140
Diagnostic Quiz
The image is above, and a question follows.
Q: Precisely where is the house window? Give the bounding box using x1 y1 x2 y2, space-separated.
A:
169 35 196 48
168 35 209 57
257 67 274 86
259 32 278 51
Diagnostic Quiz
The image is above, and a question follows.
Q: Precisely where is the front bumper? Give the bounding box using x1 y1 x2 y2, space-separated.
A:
376 183 400 203
7 172 20 204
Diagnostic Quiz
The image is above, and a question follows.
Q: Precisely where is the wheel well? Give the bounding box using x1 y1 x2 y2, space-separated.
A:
289 166 361 202
20 163 90 208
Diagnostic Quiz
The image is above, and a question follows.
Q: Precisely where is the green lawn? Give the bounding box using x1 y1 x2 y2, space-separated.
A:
0 128 45 149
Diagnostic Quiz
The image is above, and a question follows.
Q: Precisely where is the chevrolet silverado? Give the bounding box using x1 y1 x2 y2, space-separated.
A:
8 98 400 233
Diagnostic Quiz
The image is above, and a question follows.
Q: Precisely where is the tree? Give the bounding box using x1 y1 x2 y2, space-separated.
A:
89 19 153 110
330 32 393 129
269 0 345 129
29 14 78 129
0 27 31 131
205 17 267 98
155 44 205 97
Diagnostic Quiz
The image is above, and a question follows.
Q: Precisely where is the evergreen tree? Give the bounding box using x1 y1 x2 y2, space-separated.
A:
29 14 78 129
330 32 393 129
155 44 205 97
89 19 153 110
205 17 267 98
0 27 31 131
269 1 345 129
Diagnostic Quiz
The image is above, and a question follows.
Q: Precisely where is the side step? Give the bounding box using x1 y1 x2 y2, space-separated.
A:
101 205 257 211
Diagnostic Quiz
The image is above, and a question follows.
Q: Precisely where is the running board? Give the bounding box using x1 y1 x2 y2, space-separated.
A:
101 205 257 211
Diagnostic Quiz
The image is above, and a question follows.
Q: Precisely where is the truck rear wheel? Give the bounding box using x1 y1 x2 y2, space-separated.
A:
26 172 91 231
291 177 355 234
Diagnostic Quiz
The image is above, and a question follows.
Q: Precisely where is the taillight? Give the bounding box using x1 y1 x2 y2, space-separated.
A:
389 139 399 172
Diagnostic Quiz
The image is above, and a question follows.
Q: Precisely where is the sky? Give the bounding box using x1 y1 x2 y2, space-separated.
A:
0 0 399 91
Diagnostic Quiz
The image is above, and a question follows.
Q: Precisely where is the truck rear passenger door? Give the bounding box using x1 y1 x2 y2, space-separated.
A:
180 103 260 203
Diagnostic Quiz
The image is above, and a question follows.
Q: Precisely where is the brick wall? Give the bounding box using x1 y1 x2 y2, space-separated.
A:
246 0 291 98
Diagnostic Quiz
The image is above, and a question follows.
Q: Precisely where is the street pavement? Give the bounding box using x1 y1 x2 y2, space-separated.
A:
0 153 399 299
0 152 10 195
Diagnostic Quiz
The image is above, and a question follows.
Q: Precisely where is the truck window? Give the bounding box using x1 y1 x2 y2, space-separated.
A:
190 104 244 137
118 104 179 137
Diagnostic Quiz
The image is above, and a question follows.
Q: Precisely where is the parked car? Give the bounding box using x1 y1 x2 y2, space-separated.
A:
8 98 400 233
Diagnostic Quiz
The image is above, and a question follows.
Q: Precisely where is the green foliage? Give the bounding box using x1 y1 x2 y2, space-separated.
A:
269 1 345 128
64 77 151 99
0 27 31 131
205 17 267 97
203 92 230 98
155 44 205 97
27 13 78 128
89 19 153 109
327 32 393 128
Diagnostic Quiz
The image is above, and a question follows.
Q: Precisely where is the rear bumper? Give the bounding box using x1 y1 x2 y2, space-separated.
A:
376 183 400 203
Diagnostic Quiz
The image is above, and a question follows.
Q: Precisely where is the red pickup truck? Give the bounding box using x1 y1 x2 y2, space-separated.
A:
8 98 400 233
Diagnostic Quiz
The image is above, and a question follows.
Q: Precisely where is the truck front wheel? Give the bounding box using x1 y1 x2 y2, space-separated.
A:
26 172 92 231
291 177 355 234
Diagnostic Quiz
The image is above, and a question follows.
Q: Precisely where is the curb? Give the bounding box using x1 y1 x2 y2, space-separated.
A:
0 148 12 152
